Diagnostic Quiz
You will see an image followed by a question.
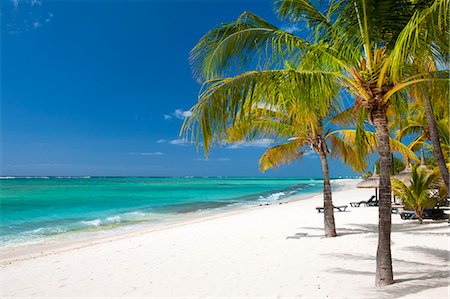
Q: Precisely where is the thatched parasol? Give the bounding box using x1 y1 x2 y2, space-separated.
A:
395 151 431 187
393 164 412 186
357 165 379 200
417 150 431 173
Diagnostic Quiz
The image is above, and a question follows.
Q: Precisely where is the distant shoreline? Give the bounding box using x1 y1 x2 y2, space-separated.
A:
1 178 352 263
0 175 361 179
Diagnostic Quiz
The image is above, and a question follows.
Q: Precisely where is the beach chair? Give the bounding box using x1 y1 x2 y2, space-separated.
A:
399 210 416 220
399 208 449 220
391 204 404 214
367 197 379 207
423 208 448 220
316 205 348 213
350 195 377 207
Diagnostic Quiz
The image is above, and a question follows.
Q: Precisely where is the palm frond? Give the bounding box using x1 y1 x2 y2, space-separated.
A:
392 165 441 220
389 0 449 80
226 118 298 142
328 129 419 172
190 11 309 81
327 105 368 128
259 139 308 172
274 0 334 38
182 69 340 155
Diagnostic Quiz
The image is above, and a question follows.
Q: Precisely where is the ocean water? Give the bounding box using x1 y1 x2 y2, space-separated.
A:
0 177 323 246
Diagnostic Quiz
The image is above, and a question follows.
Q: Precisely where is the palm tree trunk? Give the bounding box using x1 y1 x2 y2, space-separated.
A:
422 95 449 192
417 208 424 224
319 153 337 237
372 106 394 287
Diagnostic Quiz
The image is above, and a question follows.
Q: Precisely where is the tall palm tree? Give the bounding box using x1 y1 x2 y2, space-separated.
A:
394 102 450 162
228 100 339 238
407 79 450 191
224 99 418 238
185 0 448 286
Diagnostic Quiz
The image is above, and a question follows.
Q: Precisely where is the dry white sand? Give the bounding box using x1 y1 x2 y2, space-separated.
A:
1 179 449 298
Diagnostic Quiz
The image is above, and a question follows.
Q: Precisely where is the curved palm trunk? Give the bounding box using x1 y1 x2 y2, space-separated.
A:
417 213 423 224
422 95 449 192
319 153 337 238
372 106 394 287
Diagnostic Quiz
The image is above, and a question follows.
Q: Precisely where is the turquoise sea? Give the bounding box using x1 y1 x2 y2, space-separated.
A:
0 177 323 246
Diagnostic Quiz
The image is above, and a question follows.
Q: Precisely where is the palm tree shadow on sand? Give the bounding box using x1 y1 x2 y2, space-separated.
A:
287 223 449 297
325 247 449 298
289 222 449 238
287 225 376 238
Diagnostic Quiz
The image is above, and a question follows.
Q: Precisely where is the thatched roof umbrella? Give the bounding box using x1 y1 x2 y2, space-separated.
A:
393 163 412 186
417 150 431 173
395 151 431 187
357 165 380 200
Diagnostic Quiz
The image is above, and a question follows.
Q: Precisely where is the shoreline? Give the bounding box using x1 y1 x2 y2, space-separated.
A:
1 179 348 264
0 199 295 265
2 178 448 298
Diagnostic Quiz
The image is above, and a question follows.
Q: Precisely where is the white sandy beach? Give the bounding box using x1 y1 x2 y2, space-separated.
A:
1 179 449 298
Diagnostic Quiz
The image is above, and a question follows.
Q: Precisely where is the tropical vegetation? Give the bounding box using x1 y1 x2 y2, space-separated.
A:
392 165 442 223
368 157 405 177
225 93 341 238
224 94 417 238
393 99 450 176
183 0 449 287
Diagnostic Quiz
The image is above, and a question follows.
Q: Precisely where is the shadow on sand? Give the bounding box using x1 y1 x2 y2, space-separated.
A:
286 232 324 239
288 225 377 238
347 221 449 234
323 247 449 298
292 221 449 237
288 222 449 298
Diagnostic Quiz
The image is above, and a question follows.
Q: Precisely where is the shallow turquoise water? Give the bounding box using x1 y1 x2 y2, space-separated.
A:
0 177 323 245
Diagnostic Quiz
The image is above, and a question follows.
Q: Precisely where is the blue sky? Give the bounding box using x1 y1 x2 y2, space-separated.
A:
1 0 358 177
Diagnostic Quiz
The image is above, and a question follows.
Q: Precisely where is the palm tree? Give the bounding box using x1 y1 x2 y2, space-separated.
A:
392 165 441 223
185 0 448 286
228 100 339 238
421 90 450 191
393 99 449 184
407 80 450 191
224 99 418 238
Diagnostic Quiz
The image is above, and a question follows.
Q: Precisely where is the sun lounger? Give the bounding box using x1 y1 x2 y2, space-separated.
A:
399 208 449 220
391 204 404 214
399 210 416 220
350 195 377 207
316 205 348 213
349 202 360 207
422 208 448 220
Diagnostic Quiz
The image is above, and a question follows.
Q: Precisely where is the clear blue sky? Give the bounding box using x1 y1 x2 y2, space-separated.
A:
1 0 358 177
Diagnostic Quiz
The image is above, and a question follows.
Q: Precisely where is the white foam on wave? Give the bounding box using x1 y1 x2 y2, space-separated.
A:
0 225 71 246
1 211 161 246
259 192 286 201
105 216 121 223
82 219 102 227
30 227 68 235
80 212 151 228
